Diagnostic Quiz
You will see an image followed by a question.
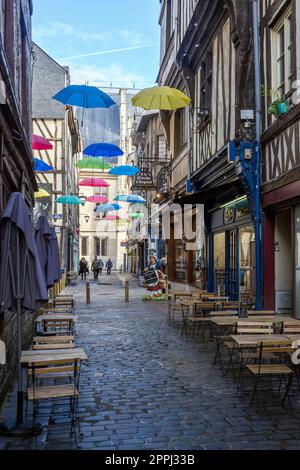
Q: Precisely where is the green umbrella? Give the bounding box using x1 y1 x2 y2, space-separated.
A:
55 195 85 205
129 213 145 219
75 158 111 170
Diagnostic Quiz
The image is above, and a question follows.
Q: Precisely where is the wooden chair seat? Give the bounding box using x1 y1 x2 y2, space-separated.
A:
33 343 75 350
27 384 78 400
246 364 293 375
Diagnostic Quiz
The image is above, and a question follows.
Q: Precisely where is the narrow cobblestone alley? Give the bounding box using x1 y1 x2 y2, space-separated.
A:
2 275 300 451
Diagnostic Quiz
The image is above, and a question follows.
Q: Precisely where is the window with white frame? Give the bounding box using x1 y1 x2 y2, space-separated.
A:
272 9 293 98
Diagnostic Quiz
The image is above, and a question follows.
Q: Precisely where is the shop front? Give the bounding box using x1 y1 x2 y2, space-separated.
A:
207 197 256 306
263 180 300 316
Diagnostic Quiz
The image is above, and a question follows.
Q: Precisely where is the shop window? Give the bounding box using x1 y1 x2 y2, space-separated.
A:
214 232 225 294
239 226 256 307
175 239 186 280
193 244 207 289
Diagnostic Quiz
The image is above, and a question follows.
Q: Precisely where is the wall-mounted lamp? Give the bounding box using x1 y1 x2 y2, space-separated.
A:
274 241 280 252
84 215 90 223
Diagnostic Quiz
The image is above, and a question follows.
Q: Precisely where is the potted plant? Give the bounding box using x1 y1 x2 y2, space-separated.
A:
261 85 287 116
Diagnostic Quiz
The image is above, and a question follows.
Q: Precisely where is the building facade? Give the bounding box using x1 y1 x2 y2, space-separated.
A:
32 43 81 274
260 0 300 315
0 0 37 401
154 1 260 307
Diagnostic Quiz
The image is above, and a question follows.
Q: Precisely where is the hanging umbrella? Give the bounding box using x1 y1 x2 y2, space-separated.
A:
86 195 108 204
52 84 116 109
102 215 121 221
129 213 145 219
34 158 54 172
114 194 130 202
83 143 123 158
127 195 146 203
109 165 140 177
55 195 85 205
32 134 53 151
75 158 111 170
0 193 48 435
131 86 191 110
79 178 110 188
95 203 121 213
34 189 50 199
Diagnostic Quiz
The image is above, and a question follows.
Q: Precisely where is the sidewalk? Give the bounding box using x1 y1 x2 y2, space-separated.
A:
1 273 300 450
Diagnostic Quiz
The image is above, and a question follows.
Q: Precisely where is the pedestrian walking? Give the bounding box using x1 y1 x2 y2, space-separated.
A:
79 257 89 280
91 256 100 280
106 259 113 275
98 258 104 274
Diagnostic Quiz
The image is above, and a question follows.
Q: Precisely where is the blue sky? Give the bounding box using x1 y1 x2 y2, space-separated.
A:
32 0 161 89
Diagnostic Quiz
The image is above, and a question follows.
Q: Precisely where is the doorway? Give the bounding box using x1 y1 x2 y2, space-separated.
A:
275 209 292 314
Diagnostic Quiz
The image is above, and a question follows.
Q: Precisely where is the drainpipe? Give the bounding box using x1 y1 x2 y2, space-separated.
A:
253 0 263 309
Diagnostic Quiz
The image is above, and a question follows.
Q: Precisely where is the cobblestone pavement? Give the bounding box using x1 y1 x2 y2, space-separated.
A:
1 273 300 450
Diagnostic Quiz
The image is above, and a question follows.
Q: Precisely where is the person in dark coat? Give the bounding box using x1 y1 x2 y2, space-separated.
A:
91 256 100 280
106 259 113 275
79 257 89 280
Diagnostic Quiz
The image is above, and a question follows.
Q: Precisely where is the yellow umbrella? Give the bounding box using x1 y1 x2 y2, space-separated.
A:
131 86 191 110
34 188 50 198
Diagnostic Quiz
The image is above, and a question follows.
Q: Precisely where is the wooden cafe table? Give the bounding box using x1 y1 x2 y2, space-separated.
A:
21 348 87 364
230 334 291 348
36 314 78 335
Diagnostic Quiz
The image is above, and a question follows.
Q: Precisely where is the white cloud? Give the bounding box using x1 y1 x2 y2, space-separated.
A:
70 63 148 89
34 21 149 47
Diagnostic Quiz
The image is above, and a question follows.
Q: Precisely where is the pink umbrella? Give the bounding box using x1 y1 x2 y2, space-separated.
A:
103 215 120 221
79 178 110 187
32 134 53 151
86 195 108 204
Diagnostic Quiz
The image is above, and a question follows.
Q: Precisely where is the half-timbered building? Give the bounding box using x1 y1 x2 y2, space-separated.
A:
32 43 81 274
260 0 300 315
160 0 259 305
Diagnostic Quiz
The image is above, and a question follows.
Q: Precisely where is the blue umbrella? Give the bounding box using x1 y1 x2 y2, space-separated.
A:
52 85 116 109
114 194 130 202
109 165 140 176
34 158 54 172
127 195 146 203
95 203 121 213
83 143 124 158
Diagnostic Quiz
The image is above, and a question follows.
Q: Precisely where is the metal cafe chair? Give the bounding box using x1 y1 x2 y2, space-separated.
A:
244 340 294 407
26 357 81 444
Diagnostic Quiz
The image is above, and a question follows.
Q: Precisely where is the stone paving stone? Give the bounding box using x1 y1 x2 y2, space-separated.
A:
1 273 300 450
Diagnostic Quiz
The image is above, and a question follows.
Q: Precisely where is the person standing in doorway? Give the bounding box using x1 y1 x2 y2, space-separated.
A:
106 258 113 275
79 257 89 280
91 256 100 281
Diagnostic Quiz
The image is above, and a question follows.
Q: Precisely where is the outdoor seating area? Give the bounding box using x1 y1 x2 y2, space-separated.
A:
21 293 87 444
167 288 300 408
